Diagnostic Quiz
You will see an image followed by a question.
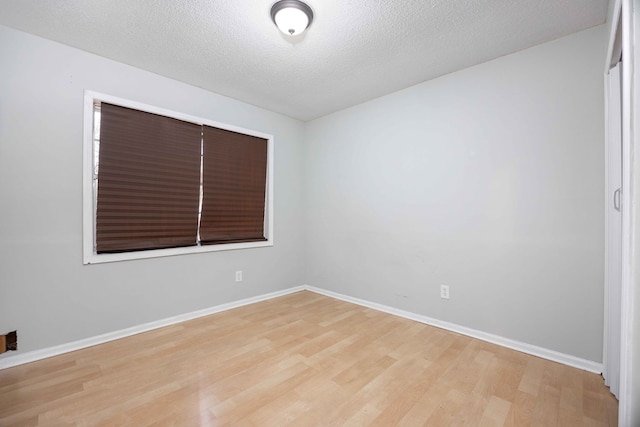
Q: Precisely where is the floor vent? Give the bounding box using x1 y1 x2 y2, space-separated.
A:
1 330 17 353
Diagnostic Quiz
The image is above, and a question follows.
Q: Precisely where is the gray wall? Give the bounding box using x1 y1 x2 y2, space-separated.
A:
0 23 608 365
304 26 606 362
0 25 306 356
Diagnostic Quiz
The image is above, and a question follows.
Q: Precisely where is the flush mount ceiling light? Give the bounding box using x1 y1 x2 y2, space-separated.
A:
270 0 314 36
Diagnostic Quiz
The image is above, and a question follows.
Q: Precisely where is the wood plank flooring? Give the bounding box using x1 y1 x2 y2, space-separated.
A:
0 291 618 426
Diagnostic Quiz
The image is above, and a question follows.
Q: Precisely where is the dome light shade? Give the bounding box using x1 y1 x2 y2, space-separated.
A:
271 0 314 36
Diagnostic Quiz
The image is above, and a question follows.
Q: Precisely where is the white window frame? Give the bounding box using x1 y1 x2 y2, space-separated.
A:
82 90 274 264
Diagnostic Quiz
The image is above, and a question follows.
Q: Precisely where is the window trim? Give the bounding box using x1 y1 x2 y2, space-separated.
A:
82 90 274 264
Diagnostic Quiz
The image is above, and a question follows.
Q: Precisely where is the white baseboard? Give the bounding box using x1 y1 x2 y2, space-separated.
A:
0 286 306 370
304 286 603 374
0 284 602 374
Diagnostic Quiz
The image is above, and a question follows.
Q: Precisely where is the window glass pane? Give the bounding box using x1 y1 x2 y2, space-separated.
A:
200 126 268 244
95 103 202 253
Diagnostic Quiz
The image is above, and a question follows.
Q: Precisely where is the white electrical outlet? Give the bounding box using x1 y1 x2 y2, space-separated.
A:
440 285 450 300
235 270 243 282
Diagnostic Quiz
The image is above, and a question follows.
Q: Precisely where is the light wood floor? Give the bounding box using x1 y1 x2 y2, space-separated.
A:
0 291 618 426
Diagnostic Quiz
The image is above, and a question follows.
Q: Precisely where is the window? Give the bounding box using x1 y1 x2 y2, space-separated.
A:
83 91 273 264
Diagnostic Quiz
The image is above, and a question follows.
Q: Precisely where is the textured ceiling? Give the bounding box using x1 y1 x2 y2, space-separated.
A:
0 0 608 121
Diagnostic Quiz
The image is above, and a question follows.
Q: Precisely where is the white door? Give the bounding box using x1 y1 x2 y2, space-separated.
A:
604 61 622 399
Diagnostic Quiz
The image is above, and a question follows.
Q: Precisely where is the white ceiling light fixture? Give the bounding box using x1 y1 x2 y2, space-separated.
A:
270 0 314 36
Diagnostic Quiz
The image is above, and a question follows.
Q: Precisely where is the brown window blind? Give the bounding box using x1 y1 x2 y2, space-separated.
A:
200 126 268 244
95 103 202 253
